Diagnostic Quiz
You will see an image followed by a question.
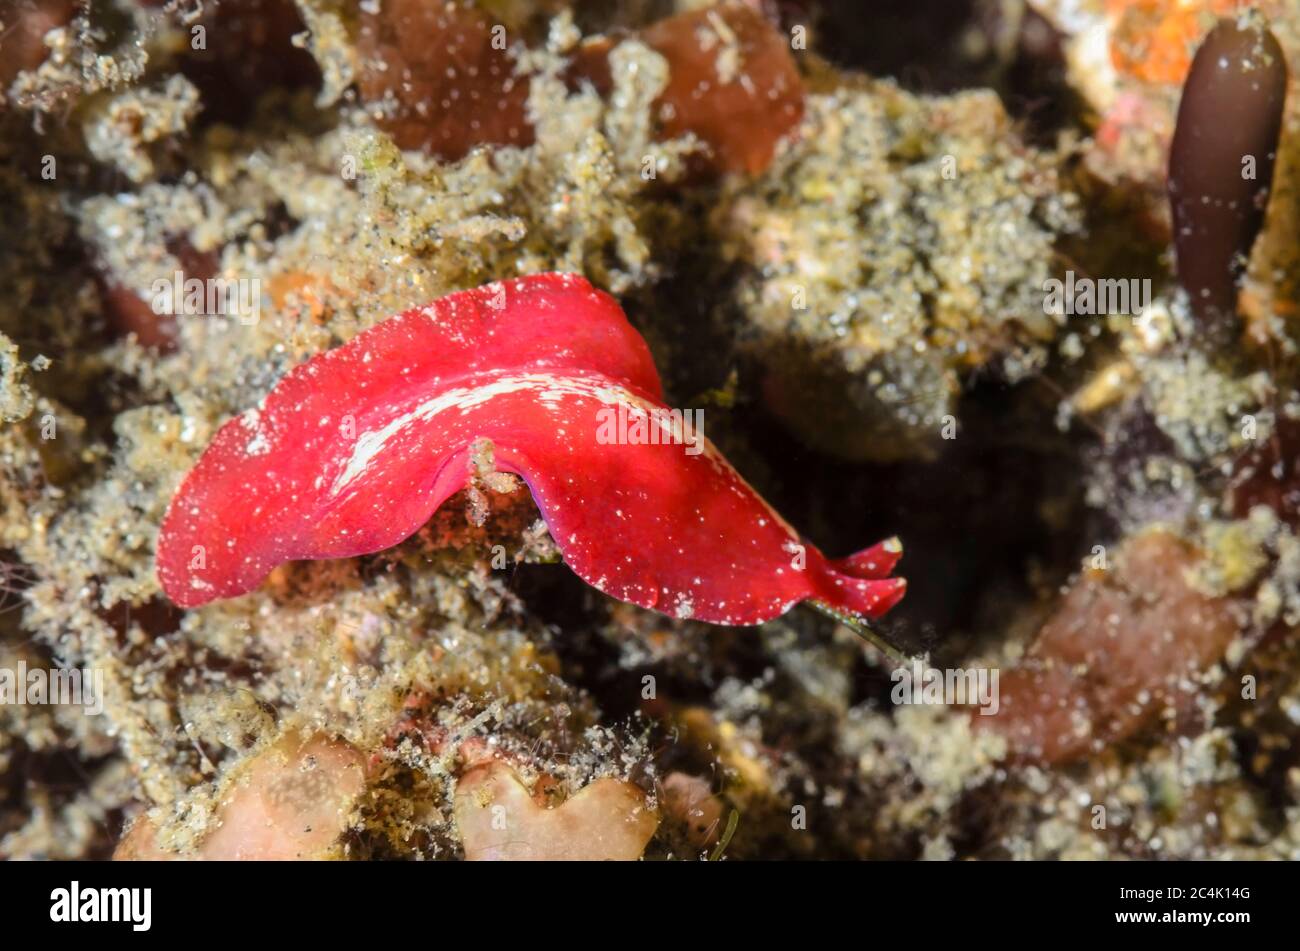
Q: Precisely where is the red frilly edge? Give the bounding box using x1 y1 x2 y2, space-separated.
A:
156 273 905 625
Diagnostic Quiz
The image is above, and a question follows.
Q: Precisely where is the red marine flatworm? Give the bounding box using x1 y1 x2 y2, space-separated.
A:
156 273 905 625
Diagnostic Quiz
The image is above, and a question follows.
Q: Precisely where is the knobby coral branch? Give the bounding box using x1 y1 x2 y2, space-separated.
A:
156 273 905 625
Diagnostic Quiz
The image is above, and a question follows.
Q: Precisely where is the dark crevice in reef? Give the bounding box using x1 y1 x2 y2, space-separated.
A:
813 0 983 89
509 561 771 720
811 0 1078 141
0 740 124 860
173 0 323 129
620 193 747 405
732 373 1091 661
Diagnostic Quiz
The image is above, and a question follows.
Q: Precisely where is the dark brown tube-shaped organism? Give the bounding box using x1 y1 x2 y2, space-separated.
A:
1168 18 1287 345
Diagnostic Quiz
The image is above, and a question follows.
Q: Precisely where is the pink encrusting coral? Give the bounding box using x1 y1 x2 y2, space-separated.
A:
156 274 905 625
